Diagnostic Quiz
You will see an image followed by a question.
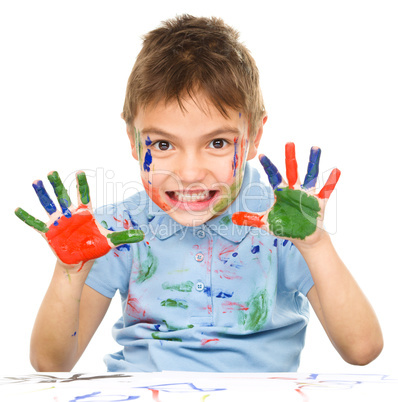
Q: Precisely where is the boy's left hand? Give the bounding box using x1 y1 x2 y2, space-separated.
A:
232 142 341 247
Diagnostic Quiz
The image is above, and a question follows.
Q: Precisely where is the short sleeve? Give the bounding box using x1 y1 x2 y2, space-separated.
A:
85 203 134 299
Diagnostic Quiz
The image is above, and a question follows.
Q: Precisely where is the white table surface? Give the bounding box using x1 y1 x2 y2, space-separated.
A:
1 372 397 401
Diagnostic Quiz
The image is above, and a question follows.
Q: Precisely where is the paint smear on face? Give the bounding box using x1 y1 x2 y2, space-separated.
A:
143 136 153 172
232 137 238 176
142 180 171 212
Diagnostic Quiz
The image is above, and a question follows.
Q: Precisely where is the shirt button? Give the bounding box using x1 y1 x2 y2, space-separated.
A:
196 229 206 239
195 252 204 262
195 282 205 292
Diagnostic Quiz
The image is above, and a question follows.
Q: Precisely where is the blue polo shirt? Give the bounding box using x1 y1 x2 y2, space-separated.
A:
86 163 314 372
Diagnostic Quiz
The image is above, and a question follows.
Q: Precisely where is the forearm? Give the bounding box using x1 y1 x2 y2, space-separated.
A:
30 260 94 371
296 234 383 365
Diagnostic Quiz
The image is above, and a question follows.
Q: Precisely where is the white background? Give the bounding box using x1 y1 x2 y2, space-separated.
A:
1 0 397 375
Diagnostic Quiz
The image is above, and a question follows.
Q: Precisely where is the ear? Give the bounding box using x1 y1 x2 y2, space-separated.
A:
247 113 267 161
126 125 139 161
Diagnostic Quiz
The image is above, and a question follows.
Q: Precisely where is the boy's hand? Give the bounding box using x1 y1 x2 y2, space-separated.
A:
232 143 341 247
15 171 144 271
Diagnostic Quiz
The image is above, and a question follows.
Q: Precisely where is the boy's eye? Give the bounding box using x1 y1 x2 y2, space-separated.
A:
153 141 173 151
209 139 227 149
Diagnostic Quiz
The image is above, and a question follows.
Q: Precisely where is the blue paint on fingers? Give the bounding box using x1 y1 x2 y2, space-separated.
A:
259 155 282 189
32 180 57 215
303 147 321 189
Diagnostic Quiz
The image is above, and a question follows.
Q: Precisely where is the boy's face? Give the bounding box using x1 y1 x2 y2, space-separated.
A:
129 93 263 227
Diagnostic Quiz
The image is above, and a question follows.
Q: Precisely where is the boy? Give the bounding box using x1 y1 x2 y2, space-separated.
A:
16 15 382 372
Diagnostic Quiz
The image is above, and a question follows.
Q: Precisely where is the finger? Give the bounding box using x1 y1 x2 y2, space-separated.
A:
302 147 321 190
259 154 282 189
15 207 49 233
47 171 72 216
285 142 299 189
32 180 57 216
107 229 145 246
232 212 265 228
76 171 90 205
317 168 341 199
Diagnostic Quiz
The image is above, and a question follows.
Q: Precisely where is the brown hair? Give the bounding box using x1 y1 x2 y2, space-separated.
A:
122 14 265 137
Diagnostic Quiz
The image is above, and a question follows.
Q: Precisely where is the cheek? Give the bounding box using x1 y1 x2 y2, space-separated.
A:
142 179 171 212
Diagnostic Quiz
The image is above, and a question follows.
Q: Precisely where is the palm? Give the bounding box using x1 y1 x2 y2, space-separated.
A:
232 143 340 243
16 171 144 268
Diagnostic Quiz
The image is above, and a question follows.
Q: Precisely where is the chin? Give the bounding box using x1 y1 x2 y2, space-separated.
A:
167 211 214 227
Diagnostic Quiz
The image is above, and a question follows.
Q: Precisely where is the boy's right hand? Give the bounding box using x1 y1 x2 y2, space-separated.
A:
15 170 144 272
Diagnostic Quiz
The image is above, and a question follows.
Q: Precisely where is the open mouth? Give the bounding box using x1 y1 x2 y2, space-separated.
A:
165 189 219 211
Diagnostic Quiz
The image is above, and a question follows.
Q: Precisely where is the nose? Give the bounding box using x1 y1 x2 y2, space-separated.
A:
175 151 207 184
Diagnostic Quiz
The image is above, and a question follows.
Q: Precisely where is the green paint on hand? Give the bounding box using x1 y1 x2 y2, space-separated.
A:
162 319 194 331
162 281 194 292
151 332 182 342
107 230 144 246
47 171 72 208
136 245 158 283
100 220 108 229
240 289 269 331
15 208 48 233
77 172 90 204
268 188 320 240
160 299 189 309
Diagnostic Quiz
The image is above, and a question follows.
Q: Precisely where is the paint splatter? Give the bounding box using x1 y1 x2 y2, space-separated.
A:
160 299 188 309
251 245 260 254
221 301 248 312
137 246 158 283
232 212 264 228
239 289 269 331
220 215 232 225
232 137 238 176
216 291 234 299
162 281 194 292
126 295 146 319
142 135 153 172
151 332 182 342
162 320 194 331
201 338 220 346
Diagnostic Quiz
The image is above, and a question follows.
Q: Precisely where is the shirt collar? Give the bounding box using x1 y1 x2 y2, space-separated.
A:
147 163 271 242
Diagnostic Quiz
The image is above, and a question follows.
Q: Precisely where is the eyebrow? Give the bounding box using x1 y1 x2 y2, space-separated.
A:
140 126 242 141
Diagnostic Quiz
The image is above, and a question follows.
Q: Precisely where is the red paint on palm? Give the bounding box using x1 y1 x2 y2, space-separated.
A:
45 205 111 265
317 168 341 199
232 212 264 228
285 142 298 189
